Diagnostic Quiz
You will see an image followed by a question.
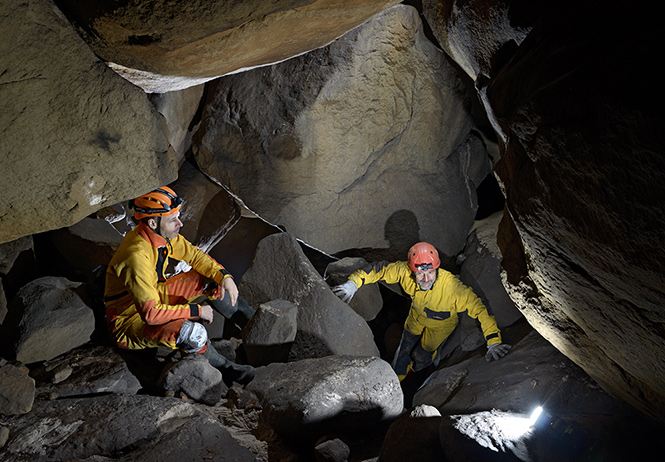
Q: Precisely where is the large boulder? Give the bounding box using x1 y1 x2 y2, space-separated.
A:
424 0 665 422
0 394 258 461
0 277 95 363
0 0 177 245
54 0 402 92
239 233 379 358
195 5 489 257
246 355 403 442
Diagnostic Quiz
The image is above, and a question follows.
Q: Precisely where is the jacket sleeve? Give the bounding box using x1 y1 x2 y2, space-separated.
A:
117 252 201 326
170 235 233 285
451 277 502 346
348 261 406 288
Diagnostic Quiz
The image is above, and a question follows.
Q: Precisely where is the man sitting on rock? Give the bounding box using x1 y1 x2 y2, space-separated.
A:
104 186 255 385
333 242 511 381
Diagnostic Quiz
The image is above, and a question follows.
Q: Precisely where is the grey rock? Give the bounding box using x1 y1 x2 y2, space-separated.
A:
239 233 379 358
315 438 351 462
32 345 141 399
246 355 402 441
378 405 445 462
1 277 95 363
0 363 35 416
439 411 532 462
242 299 298 366
158 354 227 406
326 258 383 322
0 394 258 461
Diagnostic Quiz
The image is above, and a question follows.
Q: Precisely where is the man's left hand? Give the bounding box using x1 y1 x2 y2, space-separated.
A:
221 277 239 306
485 343 511 361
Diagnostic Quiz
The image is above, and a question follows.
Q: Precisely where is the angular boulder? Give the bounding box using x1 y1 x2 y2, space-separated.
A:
246 355 403 441
158 354 227 406
242 299 298 366
239 233 379 358
0 277 95 363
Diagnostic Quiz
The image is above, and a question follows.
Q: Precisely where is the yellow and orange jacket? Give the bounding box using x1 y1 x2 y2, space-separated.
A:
104 221 232 348
348 261 501 346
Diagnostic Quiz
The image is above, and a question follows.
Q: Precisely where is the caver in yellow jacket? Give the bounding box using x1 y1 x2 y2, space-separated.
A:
348 261 501 351
104 221 233 350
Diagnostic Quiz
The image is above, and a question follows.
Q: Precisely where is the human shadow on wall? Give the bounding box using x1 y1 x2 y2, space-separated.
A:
334 209 456 272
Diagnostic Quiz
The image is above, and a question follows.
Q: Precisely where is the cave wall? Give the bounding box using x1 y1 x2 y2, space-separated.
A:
1 0 664 425
423 0 665 422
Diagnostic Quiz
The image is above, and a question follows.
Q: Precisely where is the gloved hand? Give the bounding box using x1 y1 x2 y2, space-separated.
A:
485 343 512 362
332 280 358 303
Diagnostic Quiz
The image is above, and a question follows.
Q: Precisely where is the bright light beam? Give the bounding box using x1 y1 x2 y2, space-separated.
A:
529 406 543 426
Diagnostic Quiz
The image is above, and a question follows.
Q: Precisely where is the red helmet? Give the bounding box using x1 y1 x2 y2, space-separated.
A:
407 242 440 272
130 186 183 220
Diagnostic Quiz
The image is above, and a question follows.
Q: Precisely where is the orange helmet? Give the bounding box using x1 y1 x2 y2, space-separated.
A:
130 186 183 220
407 242 440 272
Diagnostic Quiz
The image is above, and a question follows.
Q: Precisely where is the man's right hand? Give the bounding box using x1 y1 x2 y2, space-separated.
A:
199 303 214 324
332 280 358 303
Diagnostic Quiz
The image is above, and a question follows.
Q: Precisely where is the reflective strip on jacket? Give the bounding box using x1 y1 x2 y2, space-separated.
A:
348 261 501 347
104 221 231 349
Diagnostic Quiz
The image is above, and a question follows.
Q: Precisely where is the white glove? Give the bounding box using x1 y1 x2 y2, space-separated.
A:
332 280 358 303
485 343 511 362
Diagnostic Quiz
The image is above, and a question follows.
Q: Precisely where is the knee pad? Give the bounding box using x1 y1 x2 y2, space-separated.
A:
177 320 208 353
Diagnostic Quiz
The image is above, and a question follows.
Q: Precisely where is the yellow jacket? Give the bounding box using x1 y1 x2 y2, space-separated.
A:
348 261 501 346
104 222 231 347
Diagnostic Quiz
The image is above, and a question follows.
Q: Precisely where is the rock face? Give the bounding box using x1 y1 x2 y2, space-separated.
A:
0 0 177 245
246 355 402 441
0 277 95 364
0 394 258 461
54 0 402 92
239 233 380 358
195 5 489 257
423 0 665 422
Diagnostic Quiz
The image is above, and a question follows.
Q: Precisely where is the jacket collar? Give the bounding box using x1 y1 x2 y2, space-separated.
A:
137 221 168 248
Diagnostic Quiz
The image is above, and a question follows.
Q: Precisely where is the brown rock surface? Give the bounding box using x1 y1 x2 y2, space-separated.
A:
0 0 176 245
54 0 402 92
